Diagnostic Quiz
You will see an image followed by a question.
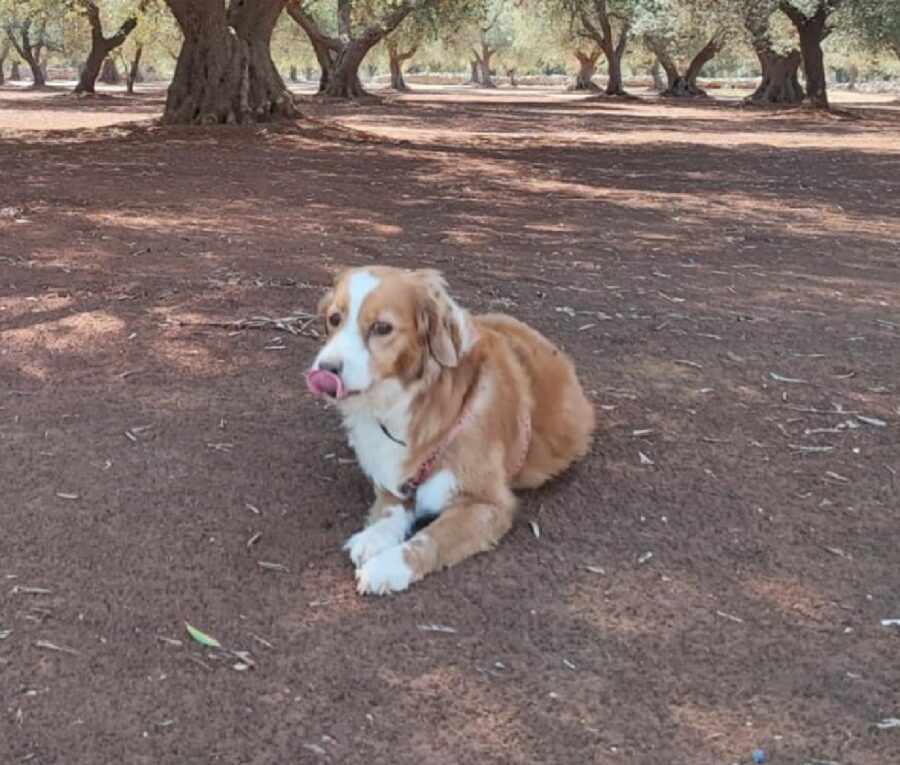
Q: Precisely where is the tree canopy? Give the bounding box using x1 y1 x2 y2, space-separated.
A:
1 0 898 119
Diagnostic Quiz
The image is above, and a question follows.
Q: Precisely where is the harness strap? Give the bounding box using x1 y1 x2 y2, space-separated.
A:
400 403 532 499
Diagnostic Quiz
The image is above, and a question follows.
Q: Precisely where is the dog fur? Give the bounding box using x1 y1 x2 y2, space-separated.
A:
309 266 595 594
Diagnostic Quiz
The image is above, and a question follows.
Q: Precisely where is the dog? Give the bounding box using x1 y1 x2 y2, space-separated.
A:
306 267 595 595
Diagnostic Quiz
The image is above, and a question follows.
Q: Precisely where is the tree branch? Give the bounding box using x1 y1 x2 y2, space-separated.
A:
337 0 352 39
579 13 606 48
645 34 678 81
778 1 807 27
614 21 629 59
285 1 342 51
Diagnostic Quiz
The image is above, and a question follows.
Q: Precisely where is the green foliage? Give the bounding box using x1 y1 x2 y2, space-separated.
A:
1 0 898 83
841 0 900 60
120 0 183 65
2 0 65 49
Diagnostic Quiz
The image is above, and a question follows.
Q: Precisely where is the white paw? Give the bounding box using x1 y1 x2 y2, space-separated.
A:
344 523 402 568
343 505 410 567
355 545 413 596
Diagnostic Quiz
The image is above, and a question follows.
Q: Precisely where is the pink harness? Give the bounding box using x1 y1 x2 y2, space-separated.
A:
399 395 532 499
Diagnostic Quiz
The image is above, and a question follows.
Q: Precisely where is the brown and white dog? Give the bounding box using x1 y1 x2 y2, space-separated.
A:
307 266 595 595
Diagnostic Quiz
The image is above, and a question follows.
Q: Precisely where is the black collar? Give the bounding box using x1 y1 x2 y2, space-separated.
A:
379 421 408 447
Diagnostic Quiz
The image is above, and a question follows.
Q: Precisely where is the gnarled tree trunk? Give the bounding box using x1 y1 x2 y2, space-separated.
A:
797 19 829 108
651 58 663 91
99 57 119 84
322 41 369 97
163 0 295 124
387 40 416 92
287 0 415 98
779 0 834 109
0 42 7 85
604 36 626 95
579 3 629 96
229 0 296 115
744 9 803 105
10 60 21 80
651 35 723 97
74 2 138 94
748 49 802 104
571 49 600 91
475 45 495 88
389 55 405 90
285 0 339 92
25 56 44 87
8 22 46 87
507 68 517 87
468 59 480 84
126 45 143 94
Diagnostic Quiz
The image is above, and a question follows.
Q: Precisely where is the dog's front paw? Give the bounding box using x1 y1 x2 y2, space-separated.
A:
344 524 402 568
356 545 413 596
344 505 410 567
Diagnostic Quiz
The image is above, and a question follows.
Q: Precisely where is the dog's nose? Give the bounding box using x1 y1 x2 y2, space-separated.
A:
318 359 343 377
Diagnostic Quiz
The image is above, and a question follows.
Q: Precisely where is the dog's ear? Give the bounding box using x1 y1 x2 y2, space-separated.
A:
417 270 462 368
317 287 335 335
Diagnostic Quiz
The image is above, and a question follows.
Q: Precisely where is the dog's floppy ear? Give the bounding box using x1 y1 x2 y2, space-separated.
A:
416 269 463 368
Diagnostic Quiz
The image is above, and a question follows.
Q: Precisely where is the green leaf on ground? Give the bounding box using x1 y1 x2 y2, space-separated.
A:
184 622 221 649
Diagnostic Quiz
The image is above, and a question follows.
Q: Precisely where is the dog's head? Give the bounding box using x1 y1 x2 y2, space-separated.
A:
307 267 469 402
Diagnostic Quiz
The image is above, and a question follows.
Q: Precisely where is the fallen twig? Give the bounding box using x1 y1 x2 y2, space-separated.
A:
257 561 289 573
11 586 52 595
770 372 808 384
419 624 457 634
34 640 80 655
169 313 319 339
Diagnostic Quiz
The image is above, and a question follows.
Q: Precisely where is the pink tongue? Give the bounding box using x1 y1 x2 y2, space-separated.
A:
307 369 344 399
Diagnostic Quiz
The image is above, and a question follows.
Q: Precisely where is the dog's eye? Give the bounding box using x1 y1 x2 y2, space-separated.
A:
370 321 393 337
328 312 342 328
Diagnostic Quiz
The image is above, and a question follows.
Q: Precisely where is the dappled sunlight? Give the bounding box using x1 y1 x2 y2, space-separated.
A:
334 92 900 156
565 573 700 639
346 219 402 236
625 357 718 389
0 293 75 322
730 385 771 406
667 699 812 760
746 574 839 625
351 121 900 153
8 360 51 382
2 86 899 765
749 274 898 313
276 572 368 628
2 309 126 352
370 664 540 762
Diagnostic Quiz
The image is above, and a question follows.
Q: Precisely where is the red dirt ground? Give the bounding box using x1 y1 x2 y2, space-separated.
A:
1 85 899 765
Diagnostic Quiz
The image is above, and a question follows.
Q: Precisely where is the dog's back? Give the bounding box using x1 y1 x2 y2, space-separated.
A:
476 314 595 489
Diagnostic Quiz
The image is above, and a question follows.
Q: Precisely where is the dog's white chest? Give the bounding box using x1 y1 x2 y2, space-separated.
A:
344 411 407 494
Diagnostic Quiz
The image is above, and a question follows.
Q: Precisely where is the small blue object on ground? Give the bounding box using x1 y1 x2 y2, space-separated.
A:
752 749 766 764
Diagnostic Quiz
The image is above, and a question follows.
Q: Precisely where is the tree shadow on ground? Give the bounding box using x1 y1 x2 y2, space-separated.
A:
1 92 899 765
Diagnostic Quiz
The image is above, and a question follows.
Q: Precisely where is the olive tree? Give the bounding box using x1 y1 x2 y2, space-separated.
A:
286 0 445 97
776 1 840 108
841 0 900 62
2 0 63 87
637 0 732 97
72 1 144 94
554 0 638 95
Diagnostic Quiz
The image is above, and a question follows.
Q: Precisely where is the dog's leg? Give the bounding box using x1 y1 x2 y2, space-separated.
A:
344 487 412 568
356 489 515 595
364 488 405 526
